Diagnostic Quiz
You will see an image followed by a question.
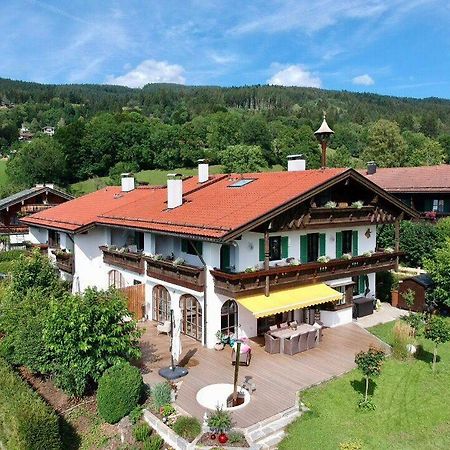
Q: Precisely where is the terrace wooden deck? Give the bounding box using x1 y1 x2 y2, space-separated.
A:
138 322 389 428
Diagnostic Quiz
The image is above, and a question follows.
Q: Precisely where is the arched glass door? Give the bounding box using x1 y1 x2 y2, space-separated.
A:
179 295 202 341
152 285 171 323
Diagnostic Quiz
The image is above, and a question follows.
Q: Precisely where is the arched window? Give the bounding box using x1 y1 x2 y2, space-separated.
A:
108 270 125 289
152 285 171 323
179 295 202 341
221 300 238 336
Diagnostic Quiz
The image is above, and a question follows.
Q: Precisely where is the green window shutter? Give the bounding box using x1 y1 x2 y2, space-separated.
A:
335 232 343 258
220 245 230 270
424 198 433 212
358 275 366 294
444 200 450 213
281 236 289 258
352 230 359 256
259 238 265 262
319 233 326 256
195 241 203 256
300 235 308 263
181 239 188 253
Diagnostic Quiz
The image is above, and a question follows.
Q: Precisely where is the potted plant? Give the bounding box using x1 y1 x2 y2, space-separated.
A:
351 200 364 209
384 247 394 254
207 407 232 444
341 252 353 260
173 257 185 266
214 331 225 351
317 255 330 263
324 200 337 208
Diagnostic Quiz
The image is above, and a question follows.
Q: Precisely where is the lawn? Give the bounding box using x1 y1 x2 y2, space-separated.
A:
0 158 8 188
279 319 450 450
70 164 284 196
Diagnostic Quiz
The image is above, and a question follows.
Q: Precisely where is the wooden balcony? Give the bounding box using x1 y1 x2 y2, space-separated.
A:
210 251 402 297
144 257 205 292
25 242 49 254
100 246 145 275
0 225 28 234
20 204 56 214
52 251 74 274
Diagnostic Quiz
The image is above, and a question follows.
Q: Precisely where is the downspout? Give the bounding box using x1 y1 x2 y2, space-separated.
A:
264 229 270 297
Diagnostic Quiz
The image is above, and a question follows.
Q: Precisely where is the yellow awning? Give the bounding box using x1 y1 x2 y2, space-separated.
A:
237 283 343 319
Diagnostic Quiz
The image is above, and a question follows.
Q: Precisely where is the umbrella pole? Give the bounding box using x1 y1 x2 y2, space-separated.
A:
170 309 175 370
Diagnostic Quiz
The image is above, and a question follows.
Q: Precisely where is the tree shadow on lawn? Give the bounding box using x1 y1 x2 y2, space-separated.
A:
414 344 440 365
350 378 377 397
60 416 82 450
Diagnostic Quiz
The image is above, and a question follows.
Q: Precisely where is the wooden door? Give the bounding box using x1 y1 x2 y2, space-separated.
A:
119 284 145 320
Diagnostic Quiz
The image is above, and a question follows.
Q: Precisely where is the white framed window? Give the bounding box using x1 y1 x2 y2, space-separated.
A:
433 199 444 213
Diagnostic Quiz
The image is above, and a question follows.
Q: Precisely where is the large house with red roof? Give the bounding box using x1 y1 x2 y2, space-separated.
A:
362 164 450 218
22 157 417 348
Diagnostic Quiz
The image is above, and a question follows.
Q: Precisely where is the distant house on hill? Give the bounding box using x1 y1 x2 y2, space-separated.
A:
0 185 73 244
362 163 450 218
42 126 55 136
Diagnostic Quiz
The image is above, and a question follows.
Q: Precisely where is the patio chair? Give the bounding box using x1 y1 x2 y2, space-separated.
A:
298 332 308 352
157 320 171 335
280 322 289 329
269 324 278 332
306 330 317 349
231 348 252 366
242 376 256 395
313 321 324 341
289 320 298 329
283 334 300 356
264 333 281 354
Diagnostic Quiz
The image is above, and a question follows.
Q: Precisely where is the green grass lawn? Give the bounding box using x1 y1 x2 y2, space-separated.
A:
0 158 9 188
279 319 450 450
70 164 285 196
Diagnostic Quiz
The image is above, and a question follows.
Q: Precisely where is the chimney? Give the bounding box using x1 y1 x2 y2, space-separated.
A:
167 173 183 209
121 173 135 192
45 183 54 189
367 161 377 175
287 154 306 172
198 159 209 183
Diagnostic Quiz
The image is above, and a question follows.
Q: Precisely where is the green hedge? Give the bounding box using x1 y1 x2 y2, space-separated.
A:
0 358 61 450
97 361 143 424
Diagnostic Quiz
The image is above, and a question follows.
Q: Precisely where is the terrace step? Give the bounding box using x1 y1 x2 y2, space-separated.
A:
246 405 302 449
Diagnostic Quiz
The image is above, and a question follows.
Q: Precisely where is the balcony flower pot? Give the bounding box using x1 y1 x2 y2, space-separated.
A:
218 433 229 444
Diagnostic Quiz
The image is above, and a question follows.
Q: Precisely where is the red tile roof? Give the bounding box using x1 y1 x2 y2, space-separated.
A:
22 169 348 239
361 165 450 193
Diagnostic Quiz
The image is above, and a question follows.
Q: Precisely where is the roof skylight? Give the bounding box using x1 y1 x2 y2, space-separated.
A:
228 179 255 188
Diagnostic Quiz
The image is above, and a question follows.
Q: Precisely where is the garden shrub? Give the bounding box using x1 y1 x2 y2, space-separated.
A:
151 381 172 410
132 422 152 442
97 362 143 424
392 321 413 360
207 407 233 433
142 435 164 450
129 405 144 424
228 430 246 444
173 416 202 442
339 439 363 450
0 358 61 450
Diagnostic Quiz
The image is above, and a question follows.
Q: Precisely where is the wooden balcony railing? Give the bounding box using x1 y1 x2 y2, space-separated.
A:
0 225 28 234
20 204 56 214
144 257 205 292
100 246 145 275
25 242 49 254
210 251 402 297
52 251 74 274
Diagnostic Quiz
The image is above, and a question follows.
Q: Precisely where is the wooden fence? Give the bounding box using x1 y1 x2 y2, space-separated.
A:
119 284 146 320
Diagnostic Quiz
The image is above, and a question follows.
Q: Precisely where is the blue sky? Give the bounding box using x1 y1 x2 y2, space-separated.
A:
2 0 450 98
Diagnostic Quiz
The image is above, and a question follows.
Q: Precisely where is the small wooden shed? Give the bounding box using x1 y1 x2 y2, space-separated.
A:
393 274 433 312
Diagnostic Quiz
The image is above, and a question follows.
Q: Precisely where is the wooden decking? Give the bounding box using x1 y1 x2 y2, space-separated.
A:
138 323 389 428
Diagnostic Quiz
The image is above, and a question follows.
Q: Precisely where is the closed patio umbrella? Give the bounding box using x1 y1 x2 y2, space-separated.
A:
159 309 188 380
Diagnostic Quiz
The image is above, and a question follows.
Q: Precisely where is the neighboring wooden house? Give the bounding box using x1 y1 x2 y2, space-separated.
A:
362 164 450 218
0 185 73 243
393 274 434 312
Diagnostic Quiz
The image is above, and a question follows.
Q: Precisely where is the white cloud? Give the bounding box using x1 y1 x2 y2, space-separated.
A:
268 65 321 88
106 59 186 88
352 73 375 85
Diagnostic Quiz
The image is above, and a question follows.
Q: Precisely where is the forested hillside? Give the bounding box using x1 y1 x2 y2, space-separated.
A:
1 77 450 195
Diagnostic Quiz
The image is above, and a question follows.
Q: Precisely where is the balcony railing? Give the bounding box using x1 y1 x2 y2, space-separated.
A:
210 251 402 297
144 257 205 292
52 251 74 274
25 242 49 254
0 225 28 234
100 246 145 275
20 204 56 214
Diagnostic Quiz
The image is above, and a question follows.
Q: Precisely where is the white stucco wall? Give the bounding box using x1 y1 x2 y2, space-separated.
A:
29 226 48 244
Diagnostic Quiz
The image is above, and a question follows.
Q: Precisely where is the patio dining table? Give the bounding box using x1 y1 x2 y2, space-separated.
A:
271 323 316 353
